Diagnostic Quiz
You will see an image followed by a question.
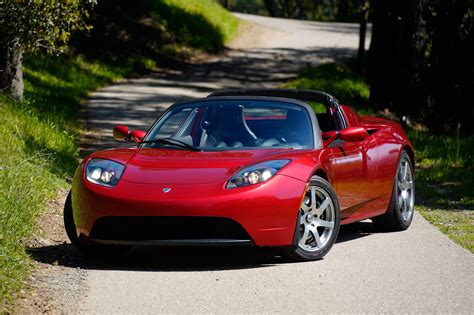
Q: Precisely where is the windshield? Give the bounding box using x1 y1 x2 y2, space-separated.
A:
143 100 315 150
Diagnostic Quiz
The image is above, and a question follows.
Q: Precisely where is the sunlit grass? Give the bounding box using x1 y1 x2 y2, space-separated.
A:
166 0 239 44
417 206 473 253
152 0 239 50
285 62 371 113
0 53 143 309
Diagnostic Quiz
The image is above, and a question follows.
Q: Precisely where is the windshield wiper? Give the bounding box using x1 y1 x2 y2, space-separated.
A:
141 138 201 151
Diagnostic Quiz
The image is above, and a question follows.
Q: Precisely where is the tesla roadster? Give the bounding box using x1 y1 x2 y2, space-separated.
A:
64 88 415 261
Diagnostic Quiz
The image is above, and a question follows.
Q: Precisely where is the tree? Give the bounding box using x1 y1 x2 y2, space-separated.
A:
263 0 307 18
368 0 473 134
357 0 369 67
0 1 93 101
424 0 474 134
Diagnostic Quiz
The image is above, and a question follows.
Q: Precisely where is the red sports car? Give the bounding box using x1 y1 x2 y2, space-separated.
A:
64 89 415 261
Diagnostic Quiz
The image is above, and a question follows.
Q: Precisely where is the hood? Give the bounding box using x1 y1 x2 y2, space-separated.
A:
90 148 308 185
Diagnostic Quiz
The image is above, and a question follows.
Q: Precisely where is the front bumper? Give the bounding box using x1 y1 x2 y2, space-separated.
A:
71 170 307 247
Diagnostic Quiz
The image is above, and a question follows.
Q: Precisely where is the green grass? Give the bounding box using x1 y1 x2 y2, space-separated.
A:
75 0 240 63
286 61 474 253
284 62 372 114
0 54 140 309
156 0 239 49
410 132 474 253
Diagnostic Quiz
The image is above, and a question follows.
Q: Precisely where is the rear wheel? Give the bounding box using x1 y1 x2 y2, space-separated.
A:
372 151 415 231
287 176 340 261
64 191 129 257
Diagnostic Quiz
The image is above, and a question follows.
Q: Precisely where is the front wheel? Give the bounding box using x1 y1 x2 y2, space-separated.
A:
287 176 340 261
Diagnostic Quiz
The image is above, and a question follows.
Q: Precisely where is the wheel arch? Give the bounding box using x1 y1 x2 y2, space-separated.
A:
311 168 329 182
402 145 415 171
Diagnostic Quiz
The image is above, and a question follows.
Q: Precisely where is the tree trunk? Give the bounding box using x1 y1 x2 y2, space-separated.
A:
0 39 24 101
9 40 24 101
357 0 369 68
221 0 229 9
368 0 427 115
425 0 474 134
0 42 9 91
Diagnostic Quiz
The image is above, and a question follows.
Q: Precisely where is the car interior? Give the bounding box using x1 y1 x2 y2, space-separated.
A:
146 102 342 150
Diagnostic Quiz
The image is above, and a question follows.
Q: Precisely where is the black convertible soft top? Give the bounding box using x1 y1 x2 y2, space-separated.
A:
208 88 339 108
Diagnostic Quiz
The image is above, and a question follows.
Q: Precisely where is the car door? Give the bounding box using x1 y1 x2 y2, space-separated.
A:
322 109 380 221
329 136 378 216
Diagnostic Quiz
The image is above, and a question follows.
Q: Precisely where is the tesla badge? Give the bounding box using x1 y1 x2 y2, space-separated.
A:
163 188 171 193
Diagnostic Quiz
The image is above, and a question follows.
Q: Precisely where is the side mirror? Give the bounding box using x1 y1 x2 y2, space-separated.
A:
130 129 146 143
113 125 130 141
321 130 338 140
113 126 146 143
339 127 369 142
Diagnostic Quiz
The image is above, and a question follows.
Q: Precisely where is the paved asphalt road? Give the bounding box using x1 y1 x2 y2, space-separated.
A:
78 14 473 313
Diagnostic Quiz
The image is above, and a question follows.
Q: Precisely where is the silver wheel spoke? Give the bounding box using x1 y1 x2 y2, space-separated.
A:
403 196 408 215
309 225 322 247
301 196 311 212
299 213 306 225
299 225 310 246
398 194 404 210
316 219 334 229
310 188 317 212
315 198 330 217
402 163 408 180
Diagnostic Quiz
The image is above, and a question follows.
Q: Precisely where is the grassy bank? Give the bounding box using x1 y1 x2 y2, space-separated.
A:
0 54 139 309
0 0 239 308
285 61 474 253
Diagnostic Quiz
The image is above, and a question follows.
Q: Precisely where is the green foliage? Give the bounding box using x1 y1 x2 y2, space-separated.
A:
0 53 140 308
221 0 361 22
73 0 239 65
152 0 239 50
285 62 371 113
410 131 474 209
0 1 93 53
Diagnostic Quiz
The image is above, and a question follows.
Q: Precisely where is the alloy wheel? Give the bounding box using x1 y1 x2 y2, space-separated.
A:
298 186 336 252
397 156 414 222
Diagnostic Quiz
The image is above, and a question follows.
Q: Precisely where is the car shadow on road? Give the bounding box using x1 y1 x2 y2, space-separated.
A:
27 220 376 272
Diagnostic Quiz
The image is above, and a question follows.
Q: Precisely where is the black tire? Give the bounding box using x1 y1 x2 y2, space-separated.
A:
64 191 130 257
372 151 415 231
286 176 340 261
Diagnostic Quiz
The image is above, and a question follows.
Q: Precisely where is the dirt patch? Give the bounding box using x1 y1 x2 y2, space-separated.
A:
227 19 285 49
19 189 87 314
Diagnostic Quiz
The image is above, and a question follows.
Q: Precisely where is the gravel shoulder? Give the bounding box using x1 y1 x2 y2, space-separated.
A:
24 13 473 314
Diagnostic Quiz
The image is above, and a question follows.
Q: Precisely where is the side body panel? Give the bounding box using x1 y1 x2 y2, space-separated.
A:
328 105 413 224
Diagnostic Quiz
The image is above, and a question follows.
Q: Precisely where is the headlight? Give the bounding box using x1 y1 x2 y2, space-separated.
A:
226 159 291 189
85 158 125 187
